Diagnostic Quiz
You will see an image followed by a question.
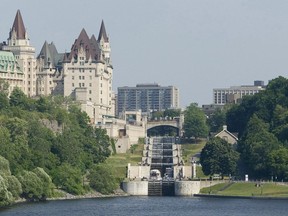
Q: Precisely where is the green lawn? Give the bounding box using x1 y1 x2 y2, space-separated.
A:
105 143 143 180
200 182 288 197
181 140 206 164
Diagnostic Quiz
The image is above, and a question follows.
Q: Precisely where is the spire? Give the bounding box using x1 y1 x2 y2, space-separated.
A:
68 28 96 61
9 10 27 40
97 20 109 42
38 41 52 67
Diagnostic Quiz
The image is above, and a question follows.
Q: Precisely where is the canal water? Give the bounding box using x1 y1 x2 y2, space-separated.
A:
0 196 287 216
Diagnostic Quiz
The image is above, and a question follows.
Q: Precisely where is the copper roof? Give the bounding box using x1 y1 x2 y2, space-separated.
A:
97 20 109 42
9 10 26 40
67 28 100 62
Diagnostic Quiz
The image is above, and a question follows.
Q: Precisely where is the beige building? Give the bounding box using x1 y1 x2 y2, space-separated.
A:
215 125 238 145
2 10 37 97
63 23 113 123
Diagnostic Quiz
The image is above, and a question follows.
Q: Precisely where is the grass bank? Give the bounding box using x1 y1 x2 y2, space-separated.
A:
200 182 288 197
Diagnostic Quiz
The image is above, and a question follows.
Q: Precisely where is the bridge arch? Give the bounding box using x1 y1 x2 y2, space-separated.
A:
147 125 179 137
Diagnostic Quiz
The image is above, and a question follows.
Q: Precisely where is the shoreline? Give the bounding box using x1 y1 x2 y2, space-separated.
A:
11 189 130 206
194 193 288 200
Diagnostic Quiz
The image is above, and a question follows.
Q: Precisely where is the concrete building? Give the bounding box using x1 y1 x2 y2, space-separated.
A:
213 80 265 105
2 10 37 97
117 84 179 116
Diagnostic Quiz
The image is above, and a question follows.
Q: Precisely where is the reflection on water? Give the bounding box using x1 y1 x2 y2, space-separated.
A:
1 196 288 216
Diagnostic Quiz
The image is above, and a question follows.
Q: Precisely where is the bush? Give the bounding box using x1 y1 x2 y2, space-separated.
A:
52 163 84 195
17 170 44 201
88 164 118 194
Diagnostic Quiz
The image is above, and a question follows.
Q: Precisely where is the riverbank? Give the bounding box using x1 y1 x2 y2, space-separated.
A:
195 193 288 200
199 182 288 198
47 189 130 201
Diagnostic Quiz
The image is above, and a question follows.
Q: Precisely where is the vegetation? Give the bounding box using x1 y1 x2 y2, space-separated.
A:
184 103 208 140
225 76 288 181
0 86 115 207
200 182 288 197
200 137 239 178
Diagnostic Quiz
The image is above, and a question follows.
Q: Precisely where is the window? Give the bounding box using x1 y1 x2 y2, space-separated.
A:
90 76 92 80
82 76 85 80
72 76 74 80
89 83 92 87
89 90 92 94
72 83 74 87
79 76 81 80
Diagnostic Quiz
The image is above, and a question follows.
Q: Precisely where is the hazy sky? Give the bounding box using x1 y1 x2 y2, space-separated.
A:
1 0 288 108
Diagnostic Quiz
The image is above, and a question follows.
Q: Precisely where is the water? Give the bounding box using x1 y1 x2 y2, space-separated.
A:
1 196 288 216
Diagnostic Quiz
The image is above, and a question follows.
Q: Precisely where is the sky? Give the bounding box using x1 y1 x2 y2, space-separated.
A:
1 0 288 108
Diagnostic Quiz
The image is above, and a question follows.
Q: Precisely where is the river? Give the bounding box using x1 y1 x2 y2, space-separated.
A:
0 196 287 216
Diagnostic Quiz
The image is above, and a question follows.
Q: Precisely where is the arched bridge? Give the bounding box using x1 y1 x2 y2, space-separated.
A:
146 116 184 136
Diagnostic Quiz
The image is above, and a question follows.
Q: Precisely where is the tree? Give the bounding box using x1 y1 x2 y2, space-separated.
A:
238 115 280 179
184 103 208 139
17 170 44 201
268 147 288 181
207 108 226 132
9 87 31 110
88 164 118 194
200 137 239 177
0 175 13 206
33 167 53 198
52 163 84 195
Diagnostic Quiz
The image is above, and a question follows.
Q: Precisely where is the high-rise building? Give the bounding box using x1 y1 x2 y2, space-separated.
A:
117 83 179 116
2 10 37 97
213 81 265 105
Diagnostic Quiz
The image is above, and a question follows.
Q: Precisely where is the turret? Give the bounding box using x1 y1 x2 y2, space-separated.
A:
7 9 30 46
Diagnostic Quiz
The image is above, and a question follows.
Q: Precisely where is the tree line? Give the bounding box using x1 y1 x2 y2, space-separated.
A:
184 76 288 181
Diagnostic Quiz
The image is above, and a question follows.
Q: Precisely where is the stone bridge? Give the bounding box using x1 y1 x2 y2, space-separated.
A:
146 115 184 136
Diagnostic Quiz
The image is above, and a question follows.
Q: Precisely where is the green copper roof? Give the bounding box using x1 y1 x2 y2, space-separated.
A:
0 51 22 73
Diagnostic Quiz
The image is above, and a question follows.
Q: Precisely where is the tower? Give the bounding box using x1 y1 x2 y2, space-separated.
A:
2 10 37 97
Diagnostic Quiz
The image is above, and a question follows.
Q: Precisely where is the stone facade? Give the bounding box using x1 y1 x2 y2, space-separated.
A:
0 10 114 125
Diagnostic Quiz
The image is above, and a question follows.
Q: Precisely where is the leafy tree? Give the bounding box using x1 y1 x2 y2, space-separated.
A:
0 92 9 110
83 127 111 166
0 155 11 176
268 147 288 181
88 164 118 194
184 103 208 139
163 108 181 118
17 170 44 201
9 87 32 110
207 108 226 132
0 175 13 206
52 163 84 195
200 137 239 177
238 115 280 179
33 167 53 198
5 175 22 199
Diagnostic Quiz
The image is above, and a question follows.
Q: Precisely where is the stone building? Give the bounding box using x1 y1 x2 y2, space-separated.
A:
62 22 113 123
2 10 37 97
0 51 23 94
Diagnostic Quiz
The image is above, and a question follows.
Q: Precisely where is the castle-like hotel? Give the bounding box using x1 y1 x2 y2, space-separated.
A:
0 10 114 124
